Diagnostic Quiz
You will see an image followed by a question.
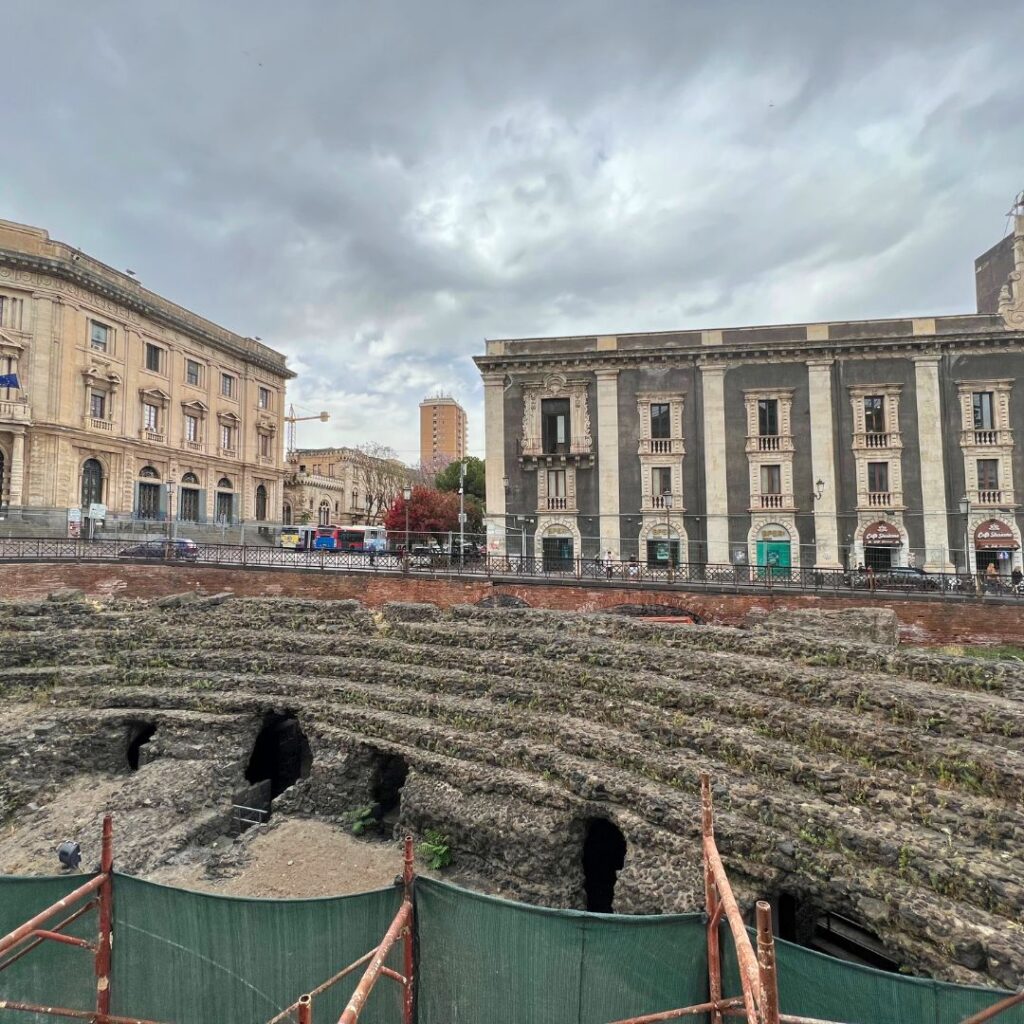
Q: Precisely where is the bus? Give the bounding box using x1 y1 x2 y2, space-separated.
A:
312 525 389 552
279 525 317 551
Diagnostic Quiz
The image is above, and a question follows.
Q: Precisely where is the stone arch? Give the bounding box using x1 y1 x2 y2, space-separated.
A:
255 483 268 521
533 517 581 567
747 518 800 572
80 457 106 508
969 514 1022 575
852 518 908 570
581 817 627 912
638 519 688 566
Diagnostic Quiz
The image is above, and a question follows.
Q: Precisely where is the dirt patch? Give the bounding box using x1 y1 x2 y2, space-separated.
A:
150 818 406 899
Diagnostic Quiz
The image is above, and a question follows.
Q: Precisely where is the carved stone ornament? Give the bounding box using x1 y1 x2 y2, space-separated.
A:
998 236 1024 328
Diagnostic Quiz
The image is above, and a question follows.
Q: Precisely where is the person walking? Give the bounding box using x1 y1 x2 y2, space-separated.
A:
605 549 614 579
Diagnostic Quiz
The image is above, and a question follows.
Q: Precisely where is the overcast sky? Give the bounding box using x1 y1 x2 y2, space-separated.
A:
5 1 1023 460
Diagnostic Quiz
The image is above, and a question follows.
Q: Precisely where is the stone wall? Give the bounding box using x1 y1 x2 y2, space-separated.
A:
0 593 1022 990
1 560 1023 645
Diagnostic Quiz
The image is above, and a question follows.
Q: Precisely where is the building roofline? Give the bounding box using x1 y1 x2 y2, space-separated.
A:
0 220 296 379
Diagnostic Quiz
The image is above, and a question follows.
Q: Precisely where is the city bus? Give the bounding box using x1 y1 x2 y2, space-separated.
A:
312 525 388 552
279 525 317 551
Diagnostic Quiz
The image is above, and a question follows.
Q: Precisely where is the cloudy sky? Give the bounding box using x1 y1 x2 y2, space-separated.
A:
5 1 1024 460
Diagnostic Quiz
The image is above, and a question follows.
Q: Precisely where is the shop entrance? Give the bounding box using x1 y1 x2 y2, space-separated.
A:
863 546 894 571
862 520 903 570
974 519 1019 578
755 525 790 578
541 534 574 571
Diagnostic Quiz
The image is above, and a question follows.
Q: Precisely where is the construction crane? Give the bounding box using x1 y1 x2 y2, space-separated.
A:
285 405 330 455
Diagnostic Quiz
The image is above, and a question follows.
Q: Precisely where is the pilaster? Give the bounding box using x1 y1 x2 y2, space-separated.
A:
701 363 730 564
806 360 841 567
914 355 954 571
8 429 25 508
483 372 507 554
595 368 621 559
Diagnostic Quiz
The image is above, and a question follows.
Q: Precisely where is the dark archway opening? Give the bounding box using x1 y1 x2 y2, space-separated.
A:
126 722 157 771
582 818 627 913
777 891 798 942
245 713 312 799
371 753 409 817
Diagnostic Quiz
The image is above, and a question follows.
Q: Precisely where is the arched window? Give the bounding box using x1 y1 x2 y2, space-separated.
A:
135 466 162 519
217 476 233 490
81 459 104 509
181 472 199 485
179 472 201 522
318 500 331 526
215 477 234 524
255 484 268 521
139 465 160 480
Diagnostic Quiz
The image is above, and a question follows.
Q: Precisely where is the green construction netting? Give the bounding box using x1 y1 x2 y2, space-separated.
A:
1 872 1021 1024
415 878 708 1024
720 926 1024 1024
0 875 99 1024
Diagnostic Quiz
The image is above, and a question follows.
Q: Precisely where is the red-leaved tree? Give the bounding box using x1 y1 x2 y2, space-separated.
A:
383 487 460 540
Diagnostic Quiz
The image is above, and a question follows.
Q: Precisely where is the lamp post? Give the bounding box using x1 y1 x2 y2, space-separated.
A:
663 492 674 580
458 460 466 564
403 485 412 554
165 478 177 543
958 494 971 575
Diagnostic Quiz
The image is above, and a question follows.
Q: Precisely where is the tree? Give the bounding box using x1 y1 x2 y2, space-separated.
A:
435 457 486 504
383 486 460 540
352 443 411 525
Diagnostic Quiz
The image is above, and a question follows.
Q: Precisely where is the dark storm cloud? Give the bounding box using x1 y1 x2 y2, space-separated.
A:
5 0 1024 456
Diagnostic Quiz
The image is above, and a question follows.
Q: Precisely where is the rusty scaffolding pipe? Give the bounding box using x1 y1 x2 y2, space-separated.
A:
756 902 780 1024
402 834 415 1024
959 990 1024 1024
607 996 746 1023
0 901 98 974
335 899 413 1024
95 814 114 1019
297 994 312 1024
0 1000 165 1024
703 776 724 1024
0 875 106 957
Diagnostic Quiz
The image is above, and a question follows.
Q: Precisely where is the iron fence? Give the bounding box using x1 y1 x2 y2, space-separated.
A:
0 536 1022 602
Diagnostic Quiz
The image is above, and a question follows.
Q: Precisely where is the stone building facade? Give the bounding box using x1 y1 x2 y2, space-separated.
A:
283 446 411 527
476 208 1024 575
0 221 294 536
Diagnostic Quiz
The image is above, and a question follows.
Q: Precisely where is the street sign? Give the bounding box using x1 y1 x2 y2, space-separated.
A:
89 503 107 520
458 513 467 524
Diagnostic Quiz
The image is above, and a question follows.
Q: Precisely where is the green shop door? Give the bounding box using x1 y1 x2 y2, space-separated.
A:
542 536 574 572
756 540 791 578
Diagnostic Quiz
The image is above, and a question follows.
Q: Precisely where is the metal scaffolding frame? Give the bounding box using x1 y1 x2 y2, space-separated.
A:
0 796 1020 1024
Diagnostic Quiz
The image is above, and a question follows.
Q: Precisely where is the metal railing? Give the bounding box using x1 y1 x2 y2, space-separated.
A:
1 537 1022 601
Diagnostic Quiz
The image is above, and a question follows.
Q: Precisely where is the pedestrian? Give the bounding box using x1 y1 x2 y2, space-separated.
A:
628 555 639 581
605 549 613 579
1011 566 1022 589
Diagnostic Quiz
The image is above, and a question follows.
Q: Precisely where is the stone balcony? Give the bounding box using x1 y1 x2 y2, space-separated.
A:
751 492 794 511
518 435 593 467
961 428 1013 447
854 431 902 450
637 437 684 456
184 440 205 454
644 493 684 512
745 434 794 454
0 399 30 424
142 429 165 444
86 416 114 433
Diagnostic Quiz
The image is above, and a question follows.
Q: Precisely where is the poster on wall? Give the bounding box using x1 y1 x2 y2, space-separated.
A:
67 507 82 539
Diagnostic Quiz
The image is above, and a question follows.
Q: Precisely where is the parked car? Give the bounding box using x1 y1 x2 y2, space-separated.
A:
119 538 199 561
409 544 442 568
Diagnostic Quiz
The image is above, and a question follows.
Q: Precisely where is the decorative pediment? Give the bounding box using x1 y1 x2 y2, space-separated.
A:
0 330 24 355
181 399 209 415
139 386 170 406
82 366 121 387
217 410 241 425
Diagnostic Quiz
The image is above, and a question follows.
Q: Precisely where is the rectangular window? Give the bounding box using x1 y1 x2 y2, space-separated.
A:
90 321 110 351
651 466 672 496
650 403 671 439
757 399 779 436
221 424 234 450
867 461 889 493
258 386 271 410
541 398 570 453
973 392 995 430
864 396 885 433
760 464 781 494
977 458 999 491
221 373 235 398
547 469 566 496
144 343 162 373
143 403 158 431
185 414 199 442
186 359 201 386
90 390 106 420
259 433 271 458
179 488 200 522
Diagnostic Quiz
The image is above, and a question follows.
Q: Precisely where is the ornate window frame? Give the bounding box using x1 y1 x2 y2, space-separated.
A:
519 373 592 461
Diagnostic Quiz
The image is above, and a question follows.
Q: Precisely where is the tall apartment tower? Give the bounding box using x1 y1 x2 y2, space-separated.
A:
420 395 468 469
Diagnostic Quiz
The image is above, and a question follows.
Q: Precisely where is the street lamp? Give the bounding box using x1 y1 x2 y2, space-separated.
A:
814 478 825 501
663 492 674 578
958 494 971 574
165 478 177 542
403 485 412 554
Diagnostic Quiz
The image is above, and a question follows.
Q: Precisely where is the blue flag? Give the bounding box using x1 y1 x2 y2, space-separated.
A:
0 374 19 388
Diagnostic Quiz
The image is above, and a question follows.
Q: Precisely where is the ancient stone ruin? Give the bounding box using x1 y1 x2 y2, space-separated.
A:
0 592 1021 990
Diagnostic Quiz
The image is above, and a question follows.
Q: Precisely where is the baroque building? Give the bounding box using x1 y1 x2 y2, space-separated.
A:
0 220 293 535
476 203 1024 576
283 446 411 527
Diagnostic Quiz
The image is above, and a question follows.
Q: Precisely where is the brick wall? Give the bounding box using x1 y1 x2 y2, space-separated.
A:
0 561 1020 646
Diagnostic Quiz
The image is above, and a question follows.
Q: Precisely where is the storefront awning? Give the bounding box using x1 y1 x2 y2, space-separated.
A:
974 519 1019 550
863 521 902 546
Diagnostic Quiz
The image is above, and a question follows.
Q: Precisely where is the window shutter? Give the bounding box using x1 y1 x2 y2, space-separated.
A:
197 489 207 524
